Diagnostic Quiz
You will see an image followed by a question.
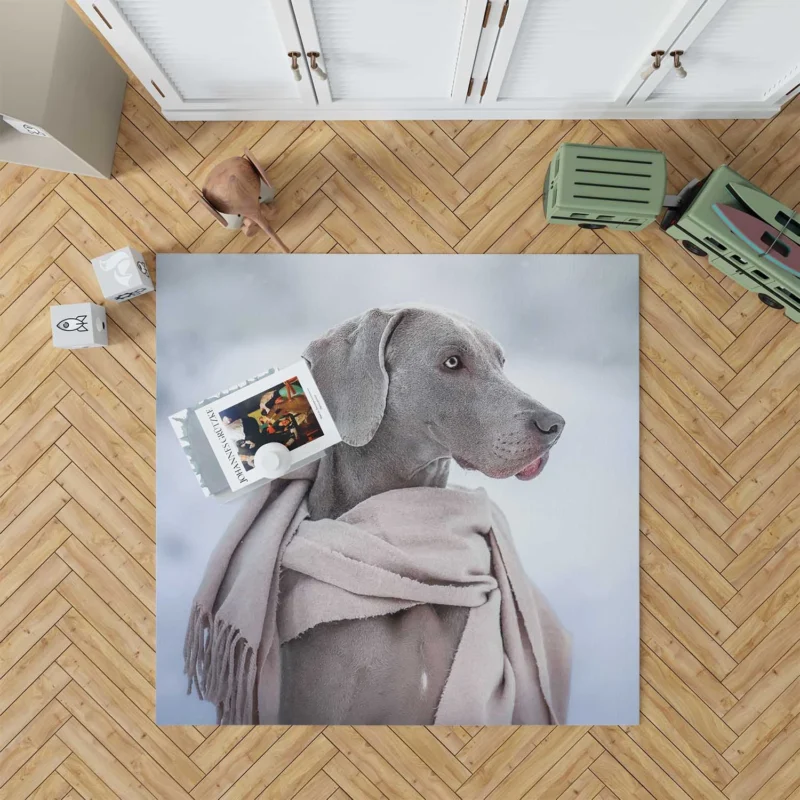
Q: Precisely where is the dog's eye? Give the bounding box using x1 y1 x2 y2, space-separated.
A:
443 356 462 370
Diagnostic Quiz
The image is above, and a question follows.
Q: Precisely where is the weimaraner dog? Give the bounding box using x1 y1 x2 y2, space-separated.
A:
279 306 565 724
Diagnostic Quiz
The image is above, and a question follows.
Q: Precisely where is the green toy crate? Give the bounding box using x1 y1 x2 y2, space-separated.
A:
544 143 667 231
660 165 800 323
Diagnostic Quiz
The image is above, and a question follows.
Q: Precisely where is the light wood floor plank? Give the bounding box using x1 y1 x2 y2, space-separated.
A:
641 645 737 752
641 502 736 608
322 172 416 254
0 446 69 536
0 591 70 682
0 228 68 317
122 84 202 175
56 606 155 713
723 387 800 478
724 641 800 734
400 120 469 175
454 121 539 192
55 174 148 255
57 752 117 799
189 727 288 800
723 531 800 626
0 162 37 205
641 392 735 501
0 170 66 244
112 147 203 248
640 681 737 790
56 717 158 800
0 264 70 348
56 391 154 501
590 751 656 800
116 115 200 212
488 728 590 800
0 555 70 644
325 128 461 249
56 666 199 796
642 573 738 682
365 120 469 210
259 733 337 799
55 462 154 573
454 121 505 156
322 751 384 800
456 121 595 246
264 121 337 192
457 728 548 800
202 725 324 800
186 121 238 158
55 427 154 536
603 231 735 353
56 572 155 683
642 535 736 644
0 483 70 573
0 697 71 790
0 193 70 276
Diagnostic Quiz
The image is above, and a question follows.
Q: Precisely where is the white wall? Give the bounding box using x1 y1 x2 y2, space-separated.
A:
155 254 640 725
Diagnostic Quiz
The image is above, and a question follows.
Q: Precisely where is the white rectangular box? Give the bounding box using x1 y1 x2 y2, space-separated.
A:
171 361 341 500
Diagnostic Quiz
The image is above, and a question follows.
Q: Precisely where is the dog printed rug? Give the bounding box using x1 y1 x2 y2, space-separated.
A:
156 254 639 725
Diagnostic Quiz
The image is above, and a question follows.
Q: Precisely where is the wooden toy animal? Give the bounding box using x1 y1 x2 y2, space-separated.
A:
198 148 289 253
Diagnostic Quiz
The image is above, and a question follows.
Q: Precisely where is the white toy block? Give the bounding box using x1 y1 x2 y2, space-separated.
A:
50 303 107 349
91 246 154 302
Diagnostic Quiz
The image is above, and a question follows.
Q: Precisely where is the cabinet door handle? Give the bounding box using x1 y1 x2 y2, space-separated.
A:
307 52 328 81
670 50 687 79
288 52 302 81
640 50 665 81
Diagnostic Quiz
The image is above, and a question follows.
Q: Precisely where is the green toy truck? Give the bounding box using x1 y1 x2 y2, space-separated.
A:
660 165 800 323
543 143 667 232
544 143 800 322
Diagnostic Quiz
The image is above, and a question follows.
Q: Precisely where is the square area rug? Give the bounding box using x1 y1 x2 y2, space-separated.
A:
156 254 639 726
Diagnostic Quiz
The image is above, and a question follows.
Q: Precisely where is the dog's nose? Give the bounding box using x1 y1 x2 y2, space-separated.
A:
531 410 565 439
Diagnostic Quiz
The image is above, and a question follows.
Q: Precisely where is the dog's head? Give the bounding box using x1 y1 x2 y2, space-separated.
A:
304 306 564 481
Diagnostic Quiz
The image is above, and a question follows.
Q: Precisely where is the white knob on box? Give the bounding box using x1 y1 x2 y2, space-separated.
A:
254 442 292 478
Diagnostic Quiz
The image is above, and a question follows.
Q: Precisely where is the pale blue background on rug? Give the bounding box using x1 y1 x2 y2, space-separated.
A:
155 254 640 725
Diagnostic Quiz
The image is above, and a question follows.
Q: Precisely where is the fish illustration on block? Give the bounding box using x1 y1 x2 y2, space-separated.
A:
99 250 135 286
91 246 154 302
713 204 800 276
56 315 89 332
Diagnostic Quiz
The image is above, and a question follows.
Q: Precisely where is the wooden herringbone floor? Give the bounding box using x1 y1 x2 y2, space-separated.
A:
3 61 800 799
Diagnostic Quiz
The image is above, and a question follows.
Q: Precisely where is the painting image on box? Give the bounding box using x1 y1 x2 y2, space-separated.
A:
217 377 322 470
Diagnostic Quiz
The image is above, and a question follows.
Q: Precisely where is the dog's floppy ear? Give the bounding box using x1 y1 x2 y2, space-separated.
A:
303 308 405 447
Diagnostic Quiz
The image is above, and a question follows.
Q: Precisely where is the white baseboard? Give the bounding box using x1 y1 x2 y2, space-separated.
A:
163 103 780 122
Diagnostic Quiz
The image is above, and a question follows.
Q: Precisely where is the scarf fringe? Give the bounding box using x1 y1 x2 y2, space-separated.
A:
184 603 256 724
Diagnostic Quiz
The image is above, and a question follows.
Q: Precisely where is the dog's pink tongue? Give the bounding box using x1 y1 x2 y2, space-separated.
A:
516 455 546 481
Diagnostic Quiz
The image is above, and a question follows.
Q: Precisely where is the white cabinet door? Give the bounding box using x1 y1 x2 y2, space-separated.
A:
289 0 487 109
77 0 795 119
76 0 315 112
633 0 800 108
480 0 704 110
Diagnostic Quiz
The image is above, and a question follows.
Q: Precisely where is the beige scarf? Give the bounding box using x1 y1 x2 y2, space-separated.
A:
184 464 572 724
